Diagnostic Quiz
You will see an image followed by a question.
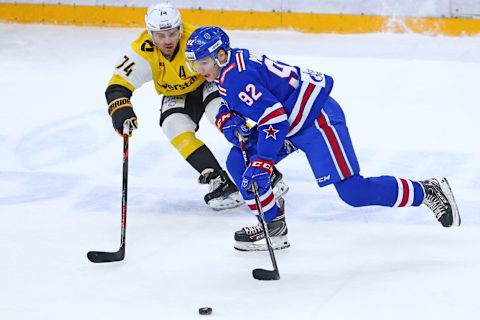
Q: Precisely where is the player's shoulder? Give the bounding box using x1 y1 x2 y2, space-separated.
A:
234 49 264 68
231 49 266 84
130 30 156 57
231 48 251 72
219 49 257 81
218 49 257 91
229 49 264 89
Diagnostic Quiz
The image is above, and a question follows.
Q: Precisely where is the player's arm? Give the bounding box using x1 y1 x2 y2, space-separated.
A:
225 72 290 160
219 73 289 193
105 47 153 135
214 99 251 147
105 84 136 136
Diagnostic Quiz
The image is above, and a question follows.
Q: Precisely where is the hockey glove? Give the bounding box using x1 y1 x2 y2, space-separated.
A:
108 97 138 136
241 157 275 194
216 111 250 147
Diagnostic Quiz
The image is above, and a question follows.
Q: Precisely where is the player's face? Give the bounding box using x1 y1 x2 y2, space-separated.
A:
190 56 221 82
151 28 180 56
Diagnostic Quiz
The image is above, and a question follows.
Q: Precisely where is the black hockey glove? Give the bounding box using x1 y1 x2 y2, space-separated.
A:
108 97 138 136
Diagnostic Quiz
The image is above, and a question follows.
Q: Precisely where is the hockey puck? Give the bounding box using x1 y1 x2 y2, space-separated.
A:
198 307 212 315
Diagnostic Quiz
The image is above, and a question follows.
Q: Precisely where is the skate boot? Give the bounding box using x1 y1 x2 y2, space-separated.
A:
234 198 290 251
199 169 244 210
420 178 460 227
271 167 289 199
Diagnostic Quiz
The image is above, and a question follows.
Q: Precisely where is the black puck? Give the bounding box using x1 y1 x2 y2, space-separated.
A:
198 307 212 315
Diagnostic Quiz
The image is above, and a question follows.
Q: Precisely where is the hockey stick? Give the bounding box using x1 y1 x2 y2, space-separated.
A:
238 135 280 281
87 123 131 263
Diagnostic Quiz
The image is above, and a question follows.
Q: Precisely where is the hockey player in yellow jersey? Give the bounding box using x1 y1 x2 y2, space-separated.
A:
106 2 288 210
105 2 246 210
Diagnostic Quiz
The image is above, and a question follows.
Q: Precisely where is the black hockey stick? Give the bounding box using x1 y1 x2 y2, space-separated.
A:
87 123 131 263
238 136 280 281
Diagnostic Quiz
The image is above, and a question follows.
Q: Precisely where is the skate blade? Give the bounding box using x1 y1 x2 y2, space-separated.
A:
234 236 290 251
273 179 289 199
208 192 244 211
439 178 461 227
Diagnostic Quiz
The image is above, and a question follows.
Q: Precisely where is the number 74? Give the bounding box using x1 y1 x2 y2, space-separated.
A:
116 55 135 77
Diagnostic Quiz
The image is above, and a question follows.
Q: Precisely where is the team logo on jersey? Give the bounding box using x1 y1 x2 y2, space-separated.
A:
141 40 154 52
158 76 198 91
263 125 279 140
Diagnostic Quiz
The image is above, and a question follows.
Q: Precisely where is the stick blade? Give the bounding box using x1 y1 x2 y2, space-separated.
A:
87 249 124 263
252 268 280 281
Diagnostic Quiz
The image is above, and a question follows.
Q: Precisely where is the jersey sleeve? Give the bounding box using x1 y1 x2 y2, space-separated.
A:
108 46 153 92
222 70 290 161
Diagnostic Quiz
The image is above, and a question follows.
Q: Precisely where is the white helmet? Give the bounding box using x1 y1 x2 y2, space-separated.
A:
145 2 182 37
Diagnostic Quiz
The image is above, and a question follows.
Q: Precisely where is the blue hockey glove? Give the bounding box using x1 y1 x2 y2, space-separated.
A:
241 157 275 193
215 111 250 147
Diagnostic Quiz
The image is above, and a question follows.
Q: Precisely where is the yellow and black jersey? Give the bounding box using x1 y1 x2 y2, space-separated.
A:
108 23 204 97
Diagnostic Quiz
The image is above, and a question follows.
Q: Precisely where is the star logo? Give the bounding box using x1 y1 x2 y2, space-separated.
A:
263 125 279 140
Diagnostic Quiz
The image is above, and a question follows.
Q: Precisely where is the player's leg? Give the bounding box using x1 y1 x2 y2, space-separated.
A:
298 96 460 227
334 175 460 226
334 175 424 207
226 145 290 251
193 82 245 209
321 96 460 227
290 97 360 187
159 86 242 210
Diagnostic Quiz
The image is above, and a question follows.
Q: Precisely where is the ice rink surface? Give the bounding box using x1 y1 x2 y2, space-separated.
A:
1 23 480 319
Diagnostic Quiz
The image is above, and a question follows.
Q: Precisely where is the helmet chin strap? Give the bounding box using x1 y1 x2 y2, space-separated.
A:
215 51 231 68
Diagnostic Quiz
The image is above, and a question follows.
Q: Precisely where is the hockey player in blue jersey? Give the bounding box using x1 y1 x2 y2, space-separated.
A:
185 27 461 251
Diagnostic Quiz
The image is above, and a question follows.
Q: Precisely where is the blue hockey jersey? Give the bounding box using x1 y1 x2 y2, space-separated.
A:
215 48 334 160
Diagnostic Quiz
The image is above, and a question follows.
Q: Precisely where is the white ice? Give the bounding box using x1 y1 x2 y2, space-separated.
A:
1 23 480 320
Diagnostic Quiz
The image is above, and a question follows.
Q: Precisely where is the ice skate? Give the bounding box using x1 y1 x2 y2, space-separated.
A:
271 167 289 199
199 169 244 210
234 198 290 251
421 178 460 227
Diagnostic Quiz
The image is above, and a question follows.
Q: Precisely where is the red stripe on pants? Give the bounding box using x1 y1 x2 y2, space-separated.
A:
317 113 351 179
